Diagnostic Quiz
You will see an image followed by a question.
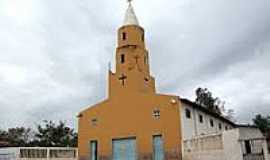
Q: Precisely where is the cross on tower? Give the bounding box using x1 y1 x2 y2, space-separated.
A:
134 55 139 64
118 74 127 86
127 0 133 2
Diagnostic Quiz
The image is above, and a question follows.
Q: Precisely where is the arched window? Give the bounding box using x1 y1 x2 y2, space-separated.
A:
122 32 127 40
210 119 214 127
121 54 125 64
185 109 191 119
199 114 203 123
219 123 222 130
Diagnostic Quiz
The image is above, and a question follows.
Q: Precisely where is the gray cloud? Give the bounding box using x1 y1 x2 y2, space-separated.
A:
0 0 270 129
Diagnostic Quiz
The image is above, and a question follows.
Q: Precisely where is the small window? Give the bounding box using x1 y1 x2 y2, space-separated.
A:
210 119 214 127
121 54 125 64
153 109 160 119
225 126 228 130
90 141 98 160
199 115 203 123
219 123 222 130
142 33 144 41
122 32 126 40
91 118 98 126
185 109 191 119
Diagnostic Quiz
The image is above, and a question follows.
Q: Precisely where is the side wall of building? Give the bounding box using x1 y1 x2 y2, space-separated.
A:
181 103 233 140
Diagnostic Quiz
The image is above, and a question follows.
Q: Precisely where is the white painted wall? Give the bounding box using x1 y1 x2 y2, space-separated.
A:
181 103 233 140
0 147 78 160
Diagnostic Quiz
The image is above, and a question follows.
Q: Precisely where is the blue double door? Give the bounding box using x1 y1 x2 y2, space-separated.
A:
112 136 164 160
112 138 137 160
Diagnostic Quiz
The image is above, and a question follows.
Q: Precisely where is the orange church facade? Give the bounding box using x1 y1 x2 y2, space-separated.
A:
78 2 183 160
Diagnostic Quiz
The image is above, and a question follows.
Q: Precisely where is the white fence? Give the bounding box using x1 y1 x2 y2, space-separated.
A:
0 147 78 160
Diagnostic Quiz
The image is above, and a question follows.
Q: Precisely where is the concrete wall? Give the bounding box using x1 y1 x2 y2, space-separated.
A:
183 134 225 160
223 129 243 160
181 103 233 140
183 134 223 152
183 150 225 160
183 128 268 160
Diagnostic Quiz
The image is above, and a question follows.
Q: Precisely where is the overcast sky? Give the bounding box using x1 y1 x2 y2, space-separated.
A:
0 0 270 130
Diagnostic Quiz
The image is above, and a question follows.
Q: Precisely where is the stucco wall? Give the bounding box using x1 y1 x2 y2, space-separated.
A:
78 93 182 160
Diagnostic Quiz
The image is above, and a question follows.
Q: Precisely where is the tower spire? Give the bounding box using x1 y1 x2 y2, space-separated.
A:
123 0 139 26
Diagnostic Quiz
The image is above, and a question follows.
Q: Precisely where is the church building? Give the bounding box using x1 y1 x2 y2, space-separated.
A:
78 1 270 160
78 1 182 160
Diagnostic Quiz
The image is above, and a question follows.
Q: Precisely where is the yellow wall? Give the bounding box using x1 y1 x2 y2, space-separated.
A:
78 92 182 160
78 25 183 160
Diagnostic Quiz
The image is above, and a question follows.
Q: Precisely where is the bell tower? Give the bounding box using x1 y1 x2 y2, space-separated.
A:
109 1 156 97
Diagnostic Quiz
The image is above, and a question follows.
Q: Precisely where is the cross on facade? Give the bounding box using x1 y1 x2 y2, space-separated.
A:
118 74 127 86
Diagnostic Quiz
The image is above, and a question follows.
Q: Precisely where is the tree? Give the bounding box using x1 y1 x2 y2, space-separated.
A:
6 127 32 147
0 121 78 147
195 87 222 115
253 114 270 137
0 129 8 141
35 120 77 147
253 114 270 151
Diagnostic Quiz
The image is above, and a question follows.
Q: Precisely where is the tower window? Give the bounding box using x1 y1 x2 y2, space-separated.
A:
121 54 125 64
185 109 191 119
122 32 127 40
142 33 144 41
